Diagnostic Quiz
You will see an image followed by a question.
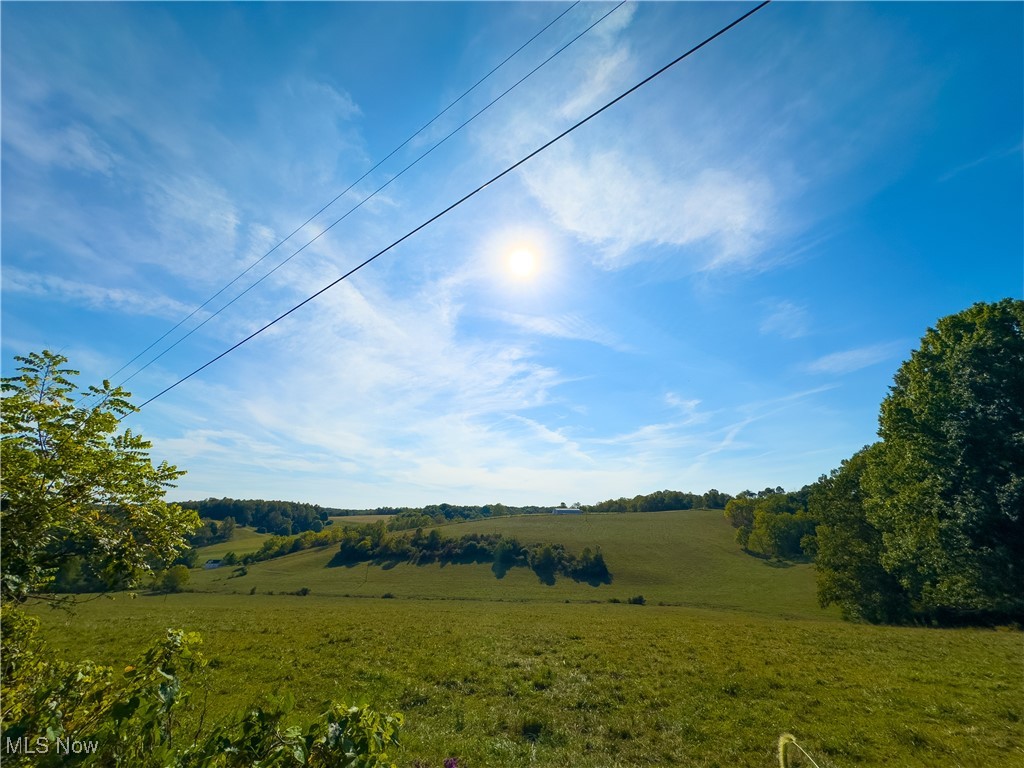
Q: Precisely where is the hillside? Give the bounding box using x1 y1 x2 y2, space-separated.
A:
36 509 1017 766
192 509 829 619
193 526 272 561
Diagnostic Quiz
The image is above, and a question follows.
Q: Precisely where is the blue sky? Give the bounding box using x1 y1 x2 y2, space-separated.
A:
3 2 1021 508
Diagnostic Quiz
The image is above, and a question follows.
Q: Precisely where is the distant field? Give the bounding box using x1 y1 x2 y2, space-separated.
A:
192 510 826 619
327 514 395 525
193 526 271 560
35 510 1023 767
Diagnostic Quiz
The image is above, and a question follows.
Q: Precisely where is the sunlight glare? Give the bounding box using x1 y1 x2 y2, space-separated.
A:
506 247 538 279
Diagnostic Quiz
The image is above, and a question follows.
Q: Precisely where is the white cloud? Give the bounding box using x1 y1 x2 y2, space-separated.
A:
2 268 197 320
938 140 1023 183
490 309 626 349
664 392 703 418
760 301 810 339
805 342 905 375
521 144 775 269
139 174 242 284
2 112 117 175
558 47 633 120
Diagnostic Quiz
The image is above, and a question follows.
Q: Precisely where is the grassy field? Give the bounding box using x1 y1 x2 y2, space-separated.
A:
328 514 396 525
33 511 1024 767
193 511 825 619
193 526 271 560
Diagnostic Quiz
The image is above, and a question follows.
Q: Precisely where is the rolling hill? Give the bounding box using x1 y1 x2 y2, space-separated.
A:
193 509 829 619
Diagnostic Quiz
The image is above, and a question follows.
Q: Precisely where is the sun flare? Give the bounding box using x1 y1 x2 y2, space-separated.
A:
506 247 538 279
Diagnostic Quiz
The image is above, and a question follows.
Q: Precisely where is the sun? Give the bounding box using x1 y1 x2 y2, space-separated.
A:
506 246 538 279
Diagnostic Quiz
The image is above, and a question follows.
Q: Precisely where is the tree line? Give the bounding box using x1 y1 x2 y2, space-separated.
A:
726 300 1023 625
210 520 611 586
177 497 340 535
585 488 732 514
384 502 553 531
332 526 611 585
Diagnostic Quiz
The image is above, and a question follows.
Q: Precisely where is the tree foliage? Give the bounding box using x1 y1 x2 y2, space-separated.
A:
811 445 911 622
724 491 816 560
1 351 403 765
814 300 1024 623
160 565 192 594
865 299 1024 620
384 501 551 531
1 351 199 601
587 488 732 514
331 529 611 585
179 499 335 536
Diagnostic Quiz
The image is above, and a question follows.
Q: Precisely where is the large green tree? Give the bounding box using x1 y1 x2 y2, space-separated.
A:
865 299 1024 620
1 351 200 601
814 300 1024 622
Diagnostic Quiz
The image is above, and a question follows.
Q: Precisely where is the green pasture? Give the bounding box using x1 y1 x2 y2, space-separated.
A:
193 526 271 560
33 510 1023 766
36 595 1022 767
328 514 395 525
194 510 825 619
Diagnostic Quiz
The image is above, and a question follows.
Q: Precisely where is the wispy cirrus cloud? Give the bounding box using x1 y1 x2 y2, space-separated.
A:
804 342 906 375
2 112 118 176
760 301 810 339
490 309 628 350
2 268 198 320
938 140 1023 183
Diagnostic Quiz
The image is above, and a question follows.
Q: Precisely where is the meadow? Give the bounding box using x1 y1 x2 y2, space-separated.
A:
191 526 271 561
35 511 1023 767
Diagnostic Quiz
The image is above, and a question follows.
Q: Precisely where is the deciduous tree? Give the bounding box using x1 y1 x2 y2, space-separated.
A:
864 299 1024 620
812 445 910 622
1 351 199 601
813 300 1024 623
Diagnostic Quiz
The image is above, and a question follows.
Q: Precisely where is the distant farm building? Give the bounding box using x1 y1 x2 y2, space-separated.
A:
203 559 223 569
550 508 582 515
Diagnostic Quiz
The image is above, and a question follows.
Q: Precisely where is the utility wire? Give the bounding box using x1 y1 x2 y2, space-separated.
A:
102 0 581 387
133 0 772 413
114 0 626 392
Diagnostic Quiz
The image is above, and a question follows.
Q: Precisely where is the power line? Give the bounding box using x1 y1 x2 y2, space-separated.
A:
114 0 627 393
133 0 772 413
102 0 582 387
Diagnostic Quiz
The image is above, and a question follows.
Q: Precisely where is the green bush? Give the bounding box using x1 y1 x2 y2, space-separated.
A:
0 607 402 767
160 565 191 593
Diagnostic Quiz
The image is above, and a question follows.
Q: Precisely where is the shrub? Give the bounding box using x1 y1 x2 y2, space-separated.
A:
160 565 191 593
0 608 403 767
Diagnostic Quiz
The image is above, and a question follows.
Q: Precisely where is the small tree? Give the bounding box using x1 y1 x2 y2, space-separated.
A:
1 351 200 601
1 352 403 766
160 564 191 593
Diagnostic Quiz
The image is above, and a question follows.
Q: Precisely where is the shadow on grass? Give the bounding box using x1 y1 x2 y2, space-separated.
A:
326 550 612 586
761 558 795 569
741 548 809 569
